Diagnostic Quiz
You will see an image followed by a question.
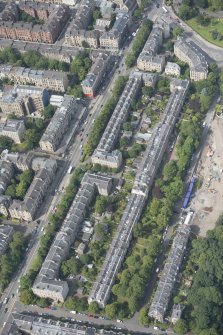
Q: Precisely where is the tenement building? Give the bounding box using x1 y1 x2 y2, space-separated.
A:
0 2 70 44
99 12 129 50
137 25 165 72
39 96 82 153
0 65 69 92
9 159 57 221
91 73 142 169
149 224 191 322
32 173 113 302
81 52 111 98
174 38 208 81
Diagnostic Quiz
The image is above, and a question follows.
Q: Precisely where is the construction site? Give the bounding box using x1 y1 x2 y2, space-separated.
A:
191 116 223 236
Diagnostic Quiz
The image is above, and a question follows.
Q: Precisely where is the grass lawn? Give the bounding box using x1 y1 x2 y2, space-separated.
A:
187 17 223 48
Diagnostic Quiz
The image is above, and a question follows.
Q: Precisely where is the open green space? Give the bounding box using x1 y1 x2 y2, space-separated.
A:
186 17 223 48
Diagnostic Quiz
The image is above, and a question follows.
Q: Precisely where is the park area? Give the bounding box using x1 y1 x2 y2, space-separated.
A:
187 17 223 48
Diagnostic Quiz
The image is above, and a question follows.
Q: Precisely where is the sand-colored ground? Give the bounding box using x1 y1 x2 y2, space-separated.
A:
191 117 223 236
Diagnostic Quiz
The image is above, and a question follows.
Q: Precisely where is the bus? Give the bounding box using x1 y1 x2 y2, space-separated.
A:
67 165 73 174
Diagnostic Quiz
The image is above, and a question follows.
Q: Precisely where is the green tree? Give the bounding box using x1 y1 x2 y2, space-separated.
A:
138 308 149 325
0 136 13 152
173 319 188 335
61 256 81 276
19 289 36 305
43 104 56 119
163 161 178 181
95 196 108 215
88 301 100 314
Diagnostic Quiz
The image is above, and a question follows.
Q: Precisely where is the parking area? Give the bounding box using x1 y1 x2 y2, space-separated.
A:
191 117 223 236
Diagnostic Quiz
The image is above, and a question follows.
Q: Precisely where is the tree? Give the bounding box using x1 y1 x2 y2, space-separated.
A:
173 319 188 335
19 289 36 305
172 26 184 39
43 104 56 119
0 136 13 153
88 301 100 314
61 256 81 276
95 196 108 215
142 86 153 96
138 308 149 325
163 161 178 181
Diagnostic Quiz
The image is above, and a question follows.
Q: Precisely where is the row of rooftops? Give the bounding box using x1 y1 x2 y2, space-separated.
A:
0 39 79 62
81 52 110 89
137 25 164 63
40 96 78 145
149 224 191 322
0 65 67 81
32 173 112 300
5 312 126 335
100 12 129 40
92 74 142 168
89 79 189 307
174 38 208 74
0 2 70 35
9 159 57 218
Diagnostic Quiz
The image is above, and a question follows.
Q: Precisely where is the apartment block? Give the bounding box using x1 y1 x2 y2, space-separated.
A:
99 12 129 50
149 225 191 322
0 2 19 22
165 62 181 77
0 65 69 92
64 0 97 47
137 25 165 73
81 52 111 98
9 312 126 335
92 74 142 169
0 2 70 44
0 225 14 255
0 119 25 144
9 159 57 221
32 173 112 302
39 97 80 153
89 79 189 308
174 38 208 81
